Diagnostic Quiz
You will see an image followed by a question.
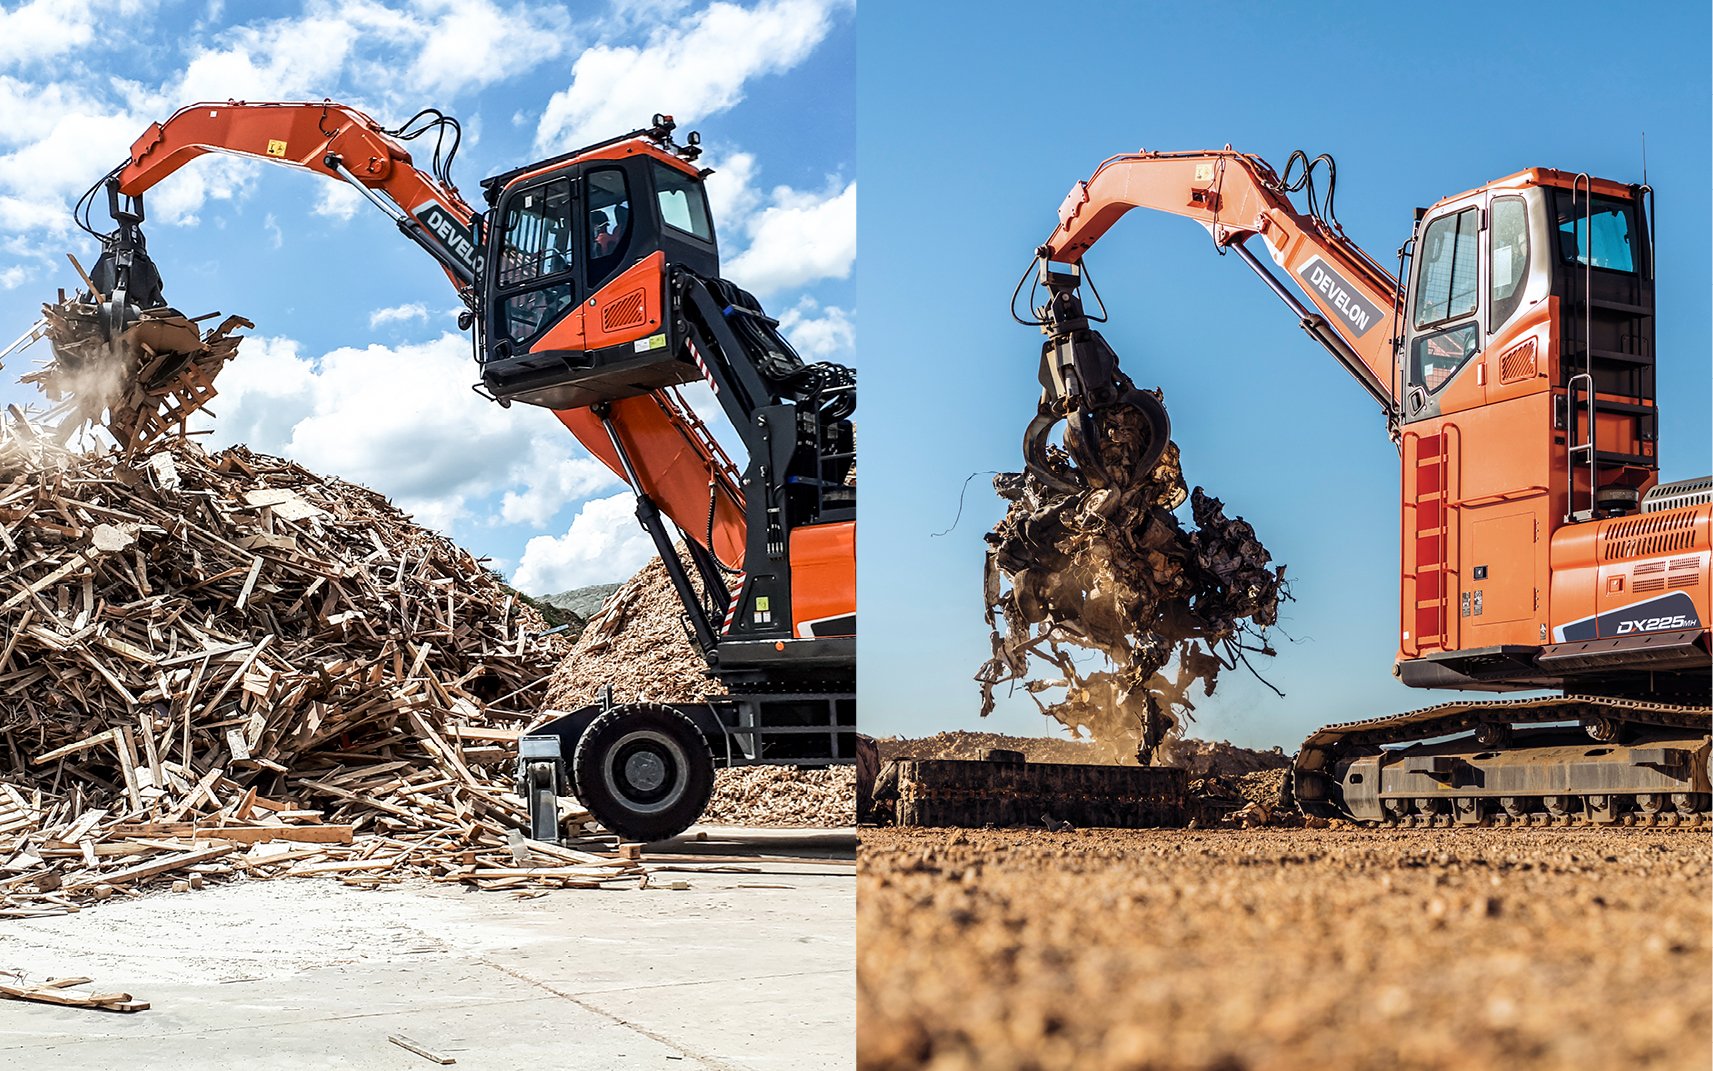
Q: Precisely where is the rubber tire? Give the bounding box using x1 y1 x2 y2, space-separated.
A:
571 704 715 842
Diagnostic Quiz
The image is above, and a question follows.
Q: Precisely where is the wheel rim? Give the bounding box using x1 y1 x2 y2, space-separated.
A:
603 729 690 816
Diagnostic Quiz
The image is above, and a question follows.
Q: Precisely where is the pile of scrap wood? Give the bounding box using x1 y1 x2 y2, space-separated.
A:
0 430 649 916
542 551 724 708
23 289 249 456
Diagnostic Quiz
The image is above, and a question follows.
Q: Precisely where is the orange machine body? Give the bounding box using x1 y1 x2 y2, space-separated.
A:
101 100 856 660
1041 151 1704 694
1391 168 1705 689
789 520 857 638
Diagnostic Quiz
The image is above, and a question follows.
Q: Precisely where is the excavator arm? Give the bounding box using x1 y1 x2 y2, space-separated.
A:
107 101 479 293
81 100 749 596
1022 149 1403 487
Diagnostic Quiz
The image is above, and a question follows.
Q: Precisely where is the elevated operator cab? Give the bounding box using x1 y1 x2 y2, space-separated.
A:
1399 171 1657 521
476 117 718 410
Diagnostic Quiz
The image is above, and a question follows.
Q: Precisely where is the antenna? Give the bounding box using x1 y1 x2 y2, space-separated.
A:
1641 129 1648 186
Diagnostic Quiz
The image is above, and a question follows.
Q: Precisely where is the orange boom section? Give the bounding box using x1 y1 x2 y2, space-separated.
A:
114 101 478 289
554 391 747 571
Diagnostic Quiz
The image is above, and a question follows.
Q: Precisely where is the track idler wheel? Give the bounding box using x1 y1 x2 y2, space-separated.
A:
1583 716 1622 744
1474 721 1511 748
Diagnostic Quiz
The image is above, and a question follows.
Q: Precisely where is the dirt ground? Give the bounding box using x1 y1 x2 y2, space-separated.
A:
857 827 1711 1071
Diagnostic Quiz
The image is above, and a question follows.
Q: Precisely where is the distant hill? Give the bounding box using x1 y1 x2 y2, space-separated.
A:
538 581 622 620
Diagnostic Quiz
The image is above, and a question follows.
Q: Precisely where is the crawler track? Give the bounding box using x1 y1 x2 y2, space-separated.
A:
1292 694 1712 826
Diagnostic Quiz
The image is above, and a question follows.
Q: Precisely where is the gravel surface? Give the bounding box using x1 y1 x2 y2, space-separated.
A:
857 827 1711 1071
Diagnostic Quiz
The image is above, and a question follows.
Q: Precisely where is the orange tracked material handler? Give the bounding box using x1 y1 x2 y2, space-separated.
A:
1023 149 1708 825
81 102 855 840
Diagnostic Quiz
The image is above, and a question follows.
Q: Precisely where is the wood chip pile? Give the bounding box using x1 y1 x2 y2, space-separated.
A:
0 431 660 918
541 552 724 709
703 766 855 828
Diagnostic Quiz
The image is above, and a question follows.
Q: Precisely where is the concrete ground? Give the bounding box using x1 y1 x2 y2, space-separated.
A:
0 825 855 1071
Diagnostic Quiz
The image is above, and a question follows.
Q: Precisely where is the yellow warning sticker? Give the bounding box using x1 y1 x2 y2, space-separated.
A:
266 139 288 158
1193 162 1214 183
631 332 667 353
755 596 770 611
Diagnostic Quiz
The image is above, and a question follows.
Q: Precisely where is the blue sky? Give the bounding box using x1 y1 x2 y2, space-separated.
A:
0 0 854 594
857 0 1712 748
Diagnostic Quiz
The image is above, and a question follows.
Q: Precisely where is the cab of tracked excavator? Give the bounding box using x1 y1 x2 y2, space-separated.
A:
1399 172 1653 431
1399 172 1656 525
475 123 721 410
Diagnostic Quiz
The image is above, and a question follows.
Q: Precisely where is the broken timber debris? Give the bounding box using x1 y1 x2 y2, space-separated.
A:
0 971 149 1013
0 429 658 914
26 288 249 456
978 399 1289 763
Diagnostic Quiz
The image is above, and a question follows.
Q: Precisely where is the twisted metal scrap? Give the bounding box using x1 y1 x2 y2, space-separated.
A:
977 400 1289 763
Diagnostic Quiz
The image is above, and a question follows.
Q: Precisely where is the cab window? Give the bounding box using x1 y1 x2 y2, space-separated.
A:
655 163 712 241
1414 206 1479 328
1410 323 1480 395
496 178 576 346
1556 195 1636 273
1488 196 1531 329
497 179 573 287
587 167 633 288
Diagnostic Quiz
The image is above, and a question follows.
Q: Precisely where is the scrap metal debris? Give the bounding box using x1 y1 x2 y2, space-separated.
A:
21 277 248 456
978 399 1289 763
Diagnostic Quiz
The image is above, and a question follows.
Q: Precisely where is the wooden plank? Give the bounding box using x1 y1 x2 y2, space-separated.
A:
387 1034 456 1065
62 844 235 891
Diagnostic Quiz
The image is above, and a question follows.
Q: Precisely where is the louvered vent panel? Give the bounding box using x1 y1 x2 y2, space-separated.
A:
1602 511 1701 560
1498 338 1538 383
601 289 648 333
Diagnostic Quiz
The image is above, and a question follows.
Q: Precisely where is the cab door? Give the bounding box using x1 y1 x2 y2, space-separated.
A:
486 173 583 357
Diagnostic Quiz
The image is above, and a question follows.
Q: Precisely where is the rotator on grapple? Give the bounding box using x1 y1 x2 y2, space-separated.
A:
1018 254 1170 494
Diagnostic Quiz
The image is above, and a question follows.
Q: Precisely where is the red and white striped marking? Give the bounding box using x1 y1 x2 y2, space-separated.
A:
688 339 719 394
722 574 746 634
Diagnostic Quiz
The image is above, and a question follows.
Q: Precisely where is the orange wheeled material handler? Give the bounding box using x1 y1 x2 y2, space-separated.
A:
83 102 855 841
1022 149 1708 825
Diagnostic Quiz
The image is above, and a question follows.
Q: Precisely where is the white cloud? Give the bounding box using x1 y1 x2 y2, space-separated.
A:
499 437 622 527
369 302 429 328
724 180 854 296
0 0 566 254
0 265 31 290
194 330 638 541
512 492 655 594
262 212 283 249
701 149 760 231
196 332 539 530
312 182 363 221
0 1 94 70
380 0 571 99
534 0 840 155
776 296 853 359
